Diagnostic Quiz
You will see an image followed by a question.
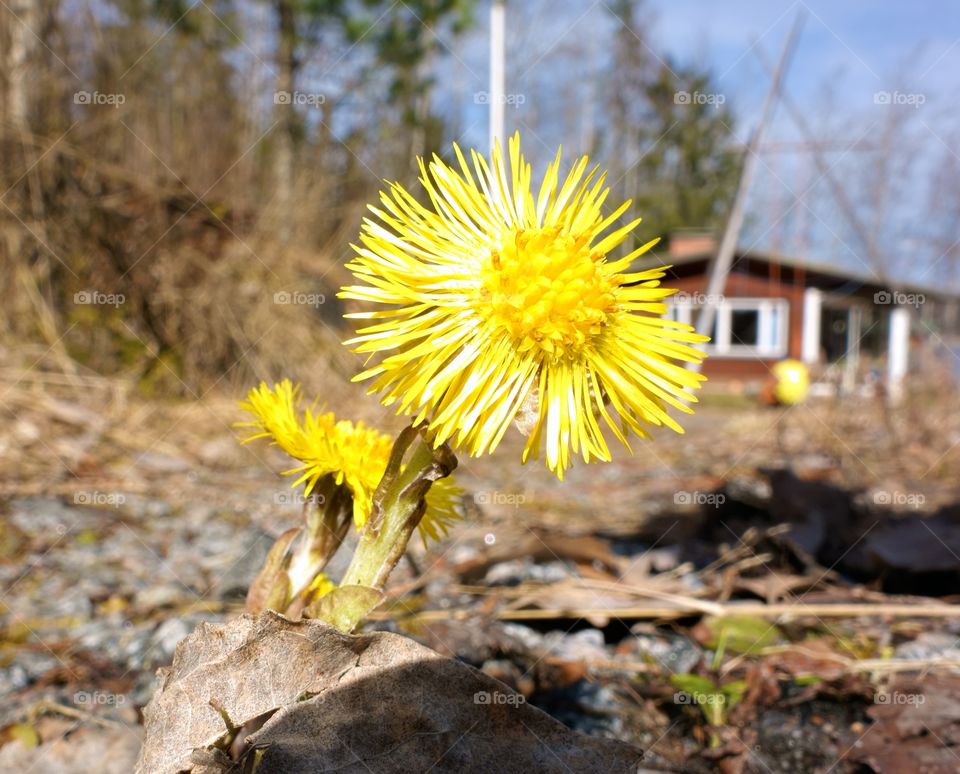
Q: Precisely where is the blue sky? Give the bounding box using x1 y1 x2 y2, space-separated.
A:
444 1 959 162
431 0 960 280
651 0 959 119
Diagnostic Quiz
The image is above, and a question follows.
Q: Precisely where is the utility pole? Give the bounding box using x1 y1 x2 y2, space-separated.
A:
690 12 805 373
489 0 506 152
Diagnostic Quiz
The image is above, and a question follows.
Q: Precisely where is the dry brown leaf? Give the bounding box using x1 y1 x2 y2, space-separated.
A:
136 611 652 774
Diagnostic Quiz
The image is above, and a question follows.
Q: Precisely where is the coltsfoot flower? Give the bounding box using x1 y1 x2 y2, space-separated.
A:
340 132 708 477
239 380 459 542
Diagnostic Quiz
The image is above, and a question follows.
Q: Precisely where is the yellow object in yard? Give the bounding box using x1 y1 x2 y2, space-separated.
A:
771 359 809 405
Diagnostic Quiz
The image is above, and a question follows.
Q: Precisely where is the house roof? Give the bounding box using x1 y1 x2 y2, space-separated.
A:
642 247 957 299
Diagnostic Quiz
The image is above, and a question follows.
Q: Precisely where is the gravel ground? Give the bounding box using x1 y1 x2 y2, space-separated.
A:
2 384 959 772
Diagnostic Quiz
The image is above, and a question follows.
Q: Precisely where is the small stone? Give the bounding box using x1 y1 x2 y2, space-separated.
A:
9 497 82 533
13 419 41 443
134 584 187 611
197 438 242 468
147 618 192 665
0 664 31 696
484 558 571 586
544 628 608 662
725 475 773 506
120 495 173 521
133 451 190 474
894 631 960 662
34 584 93 620
629 628 702 674
501 622 545 652
534 680 625 739
210 529 276 601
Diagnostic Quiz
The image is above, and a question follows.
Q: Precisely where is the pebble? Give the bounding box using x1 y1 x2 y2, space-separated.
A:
483 559 571 586
724 475 773 506
534 681 625 739
31 584 93 620
148 618 193 665
500 623 545 652
74 619 128 663
0 664 31 698
120 494 174 521
9 497 92 533
894 631 960 663
629 628 702 674
0 652 60 698
543 628 608 662
132 451 191 474
134 583 189 610
210 529 276 601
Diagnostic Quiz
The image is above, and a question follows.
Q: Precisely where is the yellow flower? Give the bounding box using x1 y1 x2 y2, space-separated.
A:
238 380 459 542
339 133 708 477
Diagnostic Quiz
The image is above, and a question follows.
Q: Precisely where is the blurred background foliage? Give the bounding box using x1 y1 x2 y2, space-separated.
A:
0 0 739 393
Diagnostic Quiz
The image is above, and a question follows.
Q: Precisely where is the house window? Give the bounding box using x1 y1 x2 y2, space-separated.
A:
665 296 789 358
730 309 759 346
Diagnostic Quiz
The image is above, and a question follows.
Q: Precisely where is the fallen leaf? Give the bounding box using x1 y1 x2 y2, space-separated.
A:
692 615 783 655
136 611 651 774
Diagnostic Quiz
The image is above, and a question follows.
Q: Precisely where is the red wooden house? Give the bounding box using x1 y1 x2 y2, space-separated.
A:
645 232 960 391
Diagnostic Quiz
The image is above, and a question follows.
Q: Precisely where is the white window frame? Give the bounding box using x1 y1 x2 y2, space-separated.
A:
665 296 789 358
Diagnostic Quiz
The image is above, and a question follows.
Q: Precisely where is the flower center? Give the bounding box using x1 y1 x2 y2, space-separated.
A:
477 227 619 357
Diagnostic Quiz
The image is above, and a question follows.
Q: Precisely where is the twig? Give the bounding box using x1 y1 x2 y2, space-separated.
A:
26 700 130 730
848 658 960 674
371 600 960 623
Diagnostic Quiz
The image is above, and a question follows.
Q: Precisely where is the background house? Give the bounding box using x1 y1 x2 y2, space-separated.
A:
650 232 960 392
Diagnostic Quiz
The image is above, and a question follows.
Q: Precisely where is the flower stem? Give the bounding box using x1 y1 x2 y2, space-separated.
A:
338 426 455 606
